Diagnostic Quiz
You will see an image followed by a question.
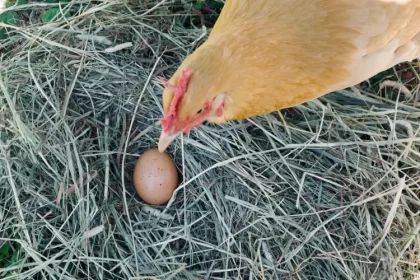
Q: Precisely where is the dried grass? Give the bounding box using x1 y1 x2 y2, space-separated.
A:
0 1 419 279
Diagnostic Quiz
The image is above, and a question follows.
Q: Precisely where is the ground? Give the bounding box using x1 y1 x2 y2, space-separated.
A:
0 0 419 279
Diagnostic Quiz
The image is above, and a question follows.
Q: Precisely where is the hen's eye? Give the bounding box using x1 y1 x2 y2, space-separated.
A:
197 109 202 114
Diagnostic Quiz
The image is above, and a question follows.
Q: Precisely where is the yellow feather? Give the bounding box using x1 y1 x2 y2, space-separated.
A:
162 0 420 124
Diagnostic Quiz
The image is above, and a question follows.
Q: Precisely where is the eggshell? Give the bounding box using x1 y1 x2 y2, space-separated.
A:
133 148 178 205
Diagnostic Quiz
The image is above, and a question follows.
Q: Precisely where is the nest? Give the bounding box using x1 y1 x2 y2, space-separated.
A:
0 1 419 279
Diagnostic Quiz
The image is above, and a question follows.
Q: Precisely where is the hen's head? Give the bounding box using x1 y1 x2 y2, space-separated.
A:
158 56 227 152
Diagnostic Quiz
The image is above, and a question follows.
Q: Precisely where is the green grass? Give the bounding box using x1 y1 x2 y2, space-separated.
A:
0 241 19 279
0 0 419 279
0 0 72 39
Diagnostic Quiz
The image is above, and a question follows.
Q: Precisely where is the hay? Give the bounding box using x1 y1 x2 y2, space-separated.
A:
0 1 419 279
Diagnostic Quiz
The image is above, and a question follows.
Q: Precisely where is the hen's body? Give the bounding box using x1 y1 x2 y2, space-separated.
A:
158 0 420 151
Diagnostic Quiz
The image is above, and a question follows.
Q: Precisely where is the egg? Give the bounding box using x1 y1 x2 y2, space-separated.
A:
133 148 178 205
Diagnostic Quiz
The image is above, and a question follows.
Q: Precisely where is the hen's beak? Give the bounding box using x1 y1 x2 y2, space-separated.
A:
158 131 180 152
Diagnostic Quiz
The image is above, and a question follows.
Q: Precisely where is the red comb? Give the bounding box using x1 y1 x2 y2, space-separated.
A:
160 69 192 133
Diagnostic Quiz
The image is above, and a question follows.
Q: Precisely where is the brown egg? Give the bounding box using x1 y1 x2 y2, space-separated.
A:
133 148 178 205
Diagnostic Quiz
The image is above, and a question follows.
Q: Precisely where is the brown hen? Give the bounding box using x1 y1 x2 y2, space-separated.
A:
158 0 420 151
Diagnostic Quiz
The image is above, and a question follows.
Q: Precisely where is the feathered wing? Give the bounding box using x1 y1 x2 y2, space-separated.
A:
208 0 277 39
334 0 420 91
208 0 420 119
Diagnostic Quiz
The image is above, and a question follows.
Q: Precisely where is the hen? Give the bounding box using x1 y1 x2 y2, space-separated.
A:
158 0 420 152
